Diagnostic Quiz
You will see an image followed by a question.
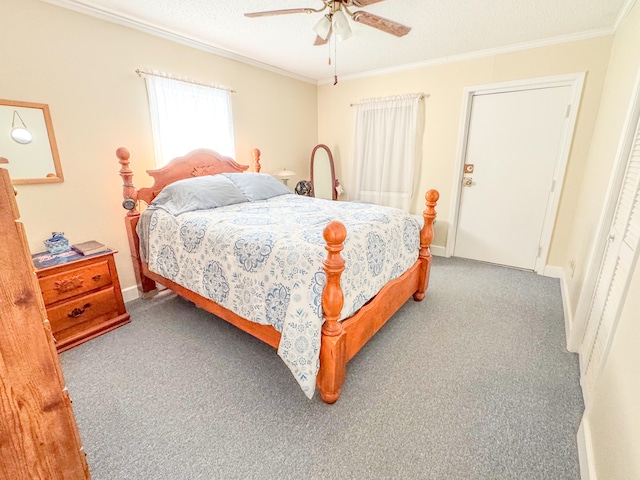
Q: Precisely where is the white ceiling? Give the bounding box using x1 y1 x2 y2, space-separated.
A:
45 0 629 83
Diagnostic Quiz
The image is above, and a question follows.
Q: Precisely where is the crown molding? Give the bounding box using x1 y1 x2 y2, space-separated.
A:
41 0 316 85
41 0 626 87
613 0 638 31
318 27 614 85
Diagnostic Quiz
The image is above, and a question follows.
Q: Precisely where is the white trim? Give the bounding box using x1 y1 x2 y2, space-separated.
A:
577 416 598 480
569 67 640 352
542 265 563 278
122 285 140 303
430 245 446 257
319 28 612 84
41 0 316 85
560 272 575 352
42 0 615 86
446 73 585 275
542 266 574 350
613 0 638 31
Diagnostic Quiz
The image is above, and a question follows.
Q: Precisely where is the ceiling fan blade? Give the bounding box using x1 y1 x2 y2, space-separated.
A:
314 35 329 46
352 11 411 37
350 0 386 7
245 8 318 18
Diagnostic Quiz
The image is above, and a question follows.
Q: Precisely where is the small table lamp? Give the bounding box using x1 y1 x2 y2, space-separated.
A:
274 168 297 186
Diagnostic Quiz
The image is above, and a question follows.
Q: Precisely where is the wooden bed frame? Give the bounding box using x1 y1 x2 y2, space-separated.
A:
117 147 439 403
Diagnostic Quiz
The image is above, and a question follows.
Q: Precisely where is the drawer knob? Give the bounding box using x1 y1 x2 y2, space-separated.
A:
68 303 91 319
92 274 102 282
54 275 84 293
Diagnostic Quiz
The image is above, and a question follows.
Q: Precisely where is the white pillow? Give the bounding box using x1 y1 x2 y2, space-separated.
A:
222 173 291 201
151 175 247 215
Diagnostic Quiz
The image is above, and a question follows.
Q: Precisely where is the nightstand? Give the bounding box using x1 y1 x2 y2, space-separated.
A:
32 248 130 352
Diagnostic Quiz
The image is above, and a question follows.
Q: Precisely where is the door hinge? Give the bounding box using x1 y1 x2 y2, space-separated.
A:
565 104 571 118
537 246 542 257
550 180 556 192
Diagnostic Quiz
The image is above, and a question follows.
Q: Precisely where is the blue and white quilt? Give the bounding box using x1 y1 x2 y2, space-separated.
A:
142 194 421 398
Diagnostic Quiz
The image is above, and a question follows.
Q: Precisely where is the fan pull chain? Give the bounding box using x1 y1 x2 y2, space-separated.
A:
333 34 339 85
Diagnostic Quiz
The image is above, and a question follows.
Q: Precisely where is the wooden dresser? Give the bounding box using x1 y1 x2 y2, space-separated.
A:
33 249 130 352
0 168 90 479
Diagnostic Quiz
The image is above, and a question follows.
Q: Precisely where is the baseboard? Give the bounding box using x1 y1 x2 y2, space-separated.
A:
542 265 563 278
542 265 575 351
577 416 597 480
122 285 140 303
430 245 446 257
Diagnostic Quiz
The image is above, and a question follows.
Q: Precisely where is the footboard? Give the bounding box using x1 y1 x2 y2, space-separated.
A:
316 190 439 403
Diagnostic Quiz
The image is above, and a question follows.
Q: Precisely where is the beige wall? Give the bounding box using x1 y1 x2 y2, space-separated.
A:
587 265 640 479
317 37 612 261
571 1 640 479
0 0 318 290
4 0 638 477
564 4 640 311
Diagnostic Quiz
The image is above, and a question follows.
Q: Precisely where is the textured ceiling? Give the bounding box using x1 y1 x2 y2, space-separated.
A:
45 0 629 83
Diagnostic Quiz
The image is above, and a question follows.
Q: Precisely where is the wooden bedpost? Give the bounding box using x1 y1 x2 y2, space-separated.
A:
252 148 261 173
116 147 157 298
413 189 439 301
317 220 347 404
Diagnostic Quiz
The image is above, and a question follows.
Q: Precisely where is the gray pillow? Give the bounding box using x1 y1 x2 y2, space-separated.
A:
222 173 291 201
151 175 247 215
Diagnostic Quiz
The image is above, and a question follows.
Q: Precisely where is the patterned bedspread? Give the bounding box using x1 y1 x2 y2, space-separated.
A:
141 194 421 398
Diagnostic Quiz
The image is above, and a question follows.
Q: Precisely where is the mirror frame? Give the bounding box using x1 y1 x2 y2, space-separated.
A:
0 99 64 185
310 144 337 200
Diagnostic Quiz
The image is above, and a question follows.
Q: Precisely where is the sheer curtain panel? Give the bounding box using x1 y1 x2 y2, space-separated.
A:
349 94 423 211
145 75 235 166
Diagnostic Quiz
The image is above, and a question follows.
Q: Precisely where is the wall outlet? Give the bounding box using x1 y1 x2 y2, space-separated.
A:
568 258 576 278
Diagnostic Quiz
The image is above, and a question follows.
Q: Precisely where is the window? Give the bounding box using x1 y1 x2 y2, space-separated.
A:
349 94 423 211
144 74 235 166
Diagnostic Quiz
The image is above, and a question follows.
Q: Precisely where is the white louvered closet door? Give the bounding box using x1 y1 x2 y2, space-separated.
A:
580 116 640 394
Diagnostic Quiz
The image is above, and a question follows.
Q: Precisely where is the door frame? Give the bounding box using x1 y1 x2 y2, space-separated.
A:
445 73 586 274
569 67 640 356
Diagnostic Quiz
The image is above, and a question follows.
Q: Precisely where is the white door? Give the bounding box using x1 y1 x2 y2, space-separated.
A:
580 115 640 394
454 86 573 270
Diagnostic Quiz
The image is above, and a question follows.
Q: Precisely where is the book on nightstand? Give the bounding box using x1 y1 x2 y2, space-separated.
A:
71 240 109 256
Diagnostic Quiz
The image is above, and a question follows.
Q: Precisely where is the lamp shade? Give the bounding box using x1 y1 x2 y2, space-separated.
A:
10 110 33 145
313 15 332 40
274 168 297 186
332 10 352 41
274 169 297 178
11 128 33 144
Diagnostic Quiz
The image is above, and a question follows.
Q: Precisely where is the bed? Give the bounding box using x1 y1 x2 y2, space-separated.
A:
117 147 439 403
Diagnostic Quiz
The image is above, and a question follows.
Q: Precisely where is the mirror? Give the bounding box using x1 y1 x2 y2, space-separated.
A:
310 144 337 200
0 99 64 184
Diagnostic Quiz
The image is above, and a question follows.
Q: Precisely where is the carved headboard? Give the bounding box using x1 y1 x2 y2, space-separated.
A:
117 147 261 208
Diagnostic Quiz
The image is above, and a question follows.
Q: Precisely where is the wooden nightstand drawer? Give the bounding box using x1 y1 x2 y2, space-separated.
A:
39 259 112 305
47 286 119 334
33 248 130 352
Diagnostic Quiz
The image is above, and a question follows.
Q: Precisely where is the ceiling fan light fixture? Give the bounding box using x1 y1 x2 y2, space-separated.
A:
332 9 352 41
10 110 33 145
313 14 332 39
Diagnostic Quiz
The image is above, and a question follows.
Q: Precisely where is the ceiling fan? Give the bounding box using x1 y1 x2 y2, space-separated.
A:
244 0 411 46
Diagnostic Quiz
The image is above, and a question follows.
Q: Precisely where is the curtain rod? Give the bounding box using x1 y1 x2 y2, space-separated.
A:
135 69 236 94
350 93 427 107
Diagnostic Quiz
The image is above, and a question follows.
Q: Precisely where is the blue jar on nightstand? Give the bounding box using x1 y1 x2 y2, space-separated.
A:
44 232 71 254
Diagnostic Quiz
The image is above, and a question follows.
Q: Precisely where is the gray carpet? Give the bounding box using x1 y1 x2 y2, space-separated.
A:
60 257 584 479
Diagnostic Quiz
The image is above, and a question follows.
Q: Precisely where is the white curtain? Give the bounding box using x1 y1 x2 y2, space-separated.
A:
349 94 423 211
145 75 235 166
